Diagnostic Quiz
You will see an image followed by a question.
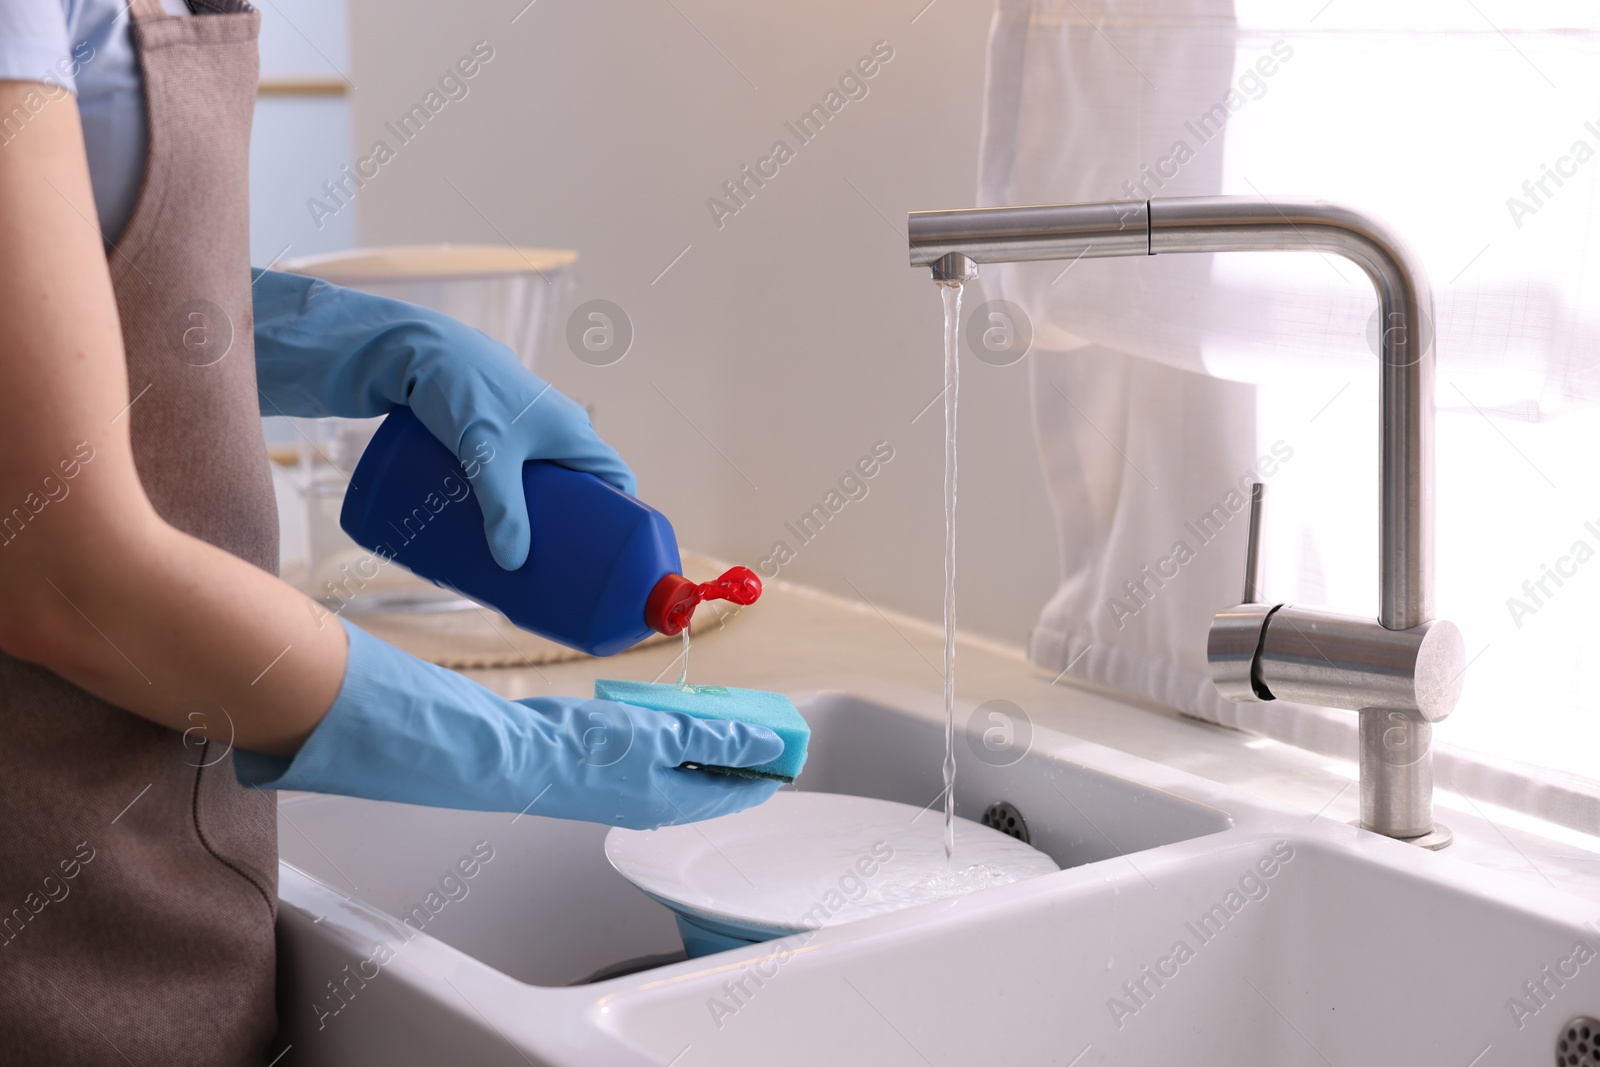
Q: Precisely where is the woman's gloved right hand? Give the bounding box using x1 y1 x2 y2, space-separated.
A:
234 618 785 829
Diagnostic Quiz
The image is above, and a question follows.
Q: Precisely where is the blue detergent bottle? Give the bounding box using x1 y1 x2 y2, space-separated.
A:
339 407 761 656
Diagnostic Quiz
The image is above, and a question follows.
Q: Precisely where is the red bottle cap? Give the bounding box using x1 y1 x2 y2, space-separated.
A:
645 565 763 636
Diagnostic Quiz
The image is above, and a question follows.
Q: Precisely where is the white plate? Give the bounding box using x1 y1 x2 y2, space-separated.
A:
605 792 1059 936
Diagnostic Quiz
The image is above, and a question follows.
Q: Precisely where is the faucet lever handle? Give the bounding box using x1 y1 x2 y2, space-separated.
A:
1208 480 1272 704
1242 481 1265 603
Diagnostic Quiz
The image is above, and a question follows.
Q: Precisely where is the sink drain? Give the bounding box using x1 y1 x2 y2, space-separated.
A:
1560 1018 1600 1065
981 801 1030 844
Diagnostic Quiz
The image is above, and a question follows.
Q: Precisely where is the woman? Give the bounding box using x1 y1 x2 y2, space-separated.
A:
0 2 782 1062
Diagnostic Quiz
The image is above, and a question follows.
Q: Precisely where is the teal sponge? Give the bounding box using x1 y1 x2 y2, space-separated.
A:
594 679 809 783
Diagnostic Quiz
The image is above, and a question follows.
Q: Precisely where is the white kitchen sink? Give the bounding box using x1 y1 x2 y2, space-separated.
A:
274 685 1600 1066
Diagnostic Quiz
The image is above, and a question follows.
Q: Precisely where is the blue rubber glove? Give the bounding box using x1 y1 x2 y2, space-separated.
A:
252 267 636 570
234 619 784 828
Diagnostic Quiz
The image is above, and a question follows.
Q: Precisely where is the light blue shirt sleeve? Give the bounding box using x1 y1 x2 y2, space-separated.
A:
0 0 74 93
0 0 185 245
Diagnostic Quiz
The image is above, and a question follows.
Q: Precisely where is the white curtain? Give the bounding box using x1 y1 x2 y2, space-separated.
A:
981 0 1600 830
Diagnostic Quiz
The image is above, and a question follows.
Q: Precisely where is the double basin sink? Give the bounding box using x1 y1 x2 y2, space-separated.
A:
274 684 1600 1065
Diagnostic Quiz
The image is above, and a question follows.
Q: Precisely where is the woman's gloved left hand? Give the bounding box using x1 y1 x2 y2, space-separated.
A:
252 267 635 571
234 618 785 829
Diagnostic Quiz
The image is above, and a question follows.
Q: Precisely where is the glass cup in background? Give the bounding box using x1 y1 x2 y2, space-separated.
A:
272 245 576 613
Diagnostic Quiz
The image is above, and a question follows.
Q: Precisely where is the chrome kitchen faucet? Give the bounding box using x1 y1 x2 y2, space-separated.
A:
907 196 1465 848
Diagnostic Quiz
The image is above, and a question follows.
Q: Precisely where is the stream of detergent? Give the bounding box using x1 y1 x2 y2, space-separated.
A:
939 281 963 861
676 628 691 690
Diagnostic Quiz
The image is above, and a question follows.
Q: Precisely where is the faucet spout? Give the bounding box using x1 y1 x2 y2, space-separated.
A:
908 195 1462 848
910 201 1150 268
929 252 979 286
911 196 1434 629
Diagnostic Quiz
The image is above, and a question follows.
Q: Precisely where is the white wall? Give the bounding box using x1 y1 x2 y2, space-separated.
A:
251 0 355 557
249 0 355 263
343 0 1058 646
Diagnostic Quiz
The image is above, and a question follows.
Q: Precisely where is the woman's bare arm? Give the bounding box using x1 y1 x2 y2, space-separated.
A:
0 81 346 755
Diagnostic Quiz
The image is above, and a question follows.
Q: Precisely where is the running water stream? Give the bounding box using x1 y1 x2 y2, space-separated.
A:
939 281 963 861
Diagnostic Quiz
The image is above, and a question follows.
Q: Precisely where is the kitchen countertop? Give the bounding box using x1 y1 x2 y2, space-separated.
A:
450 576 1600 901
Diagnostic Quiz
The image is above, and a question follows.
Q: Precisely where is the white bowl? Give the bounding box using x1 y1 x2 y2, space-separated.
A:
606 792 1059 956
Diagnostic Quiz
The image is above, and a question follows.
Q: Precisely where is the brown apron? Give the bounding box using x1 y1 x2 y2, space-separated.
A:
0 0 281 1062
